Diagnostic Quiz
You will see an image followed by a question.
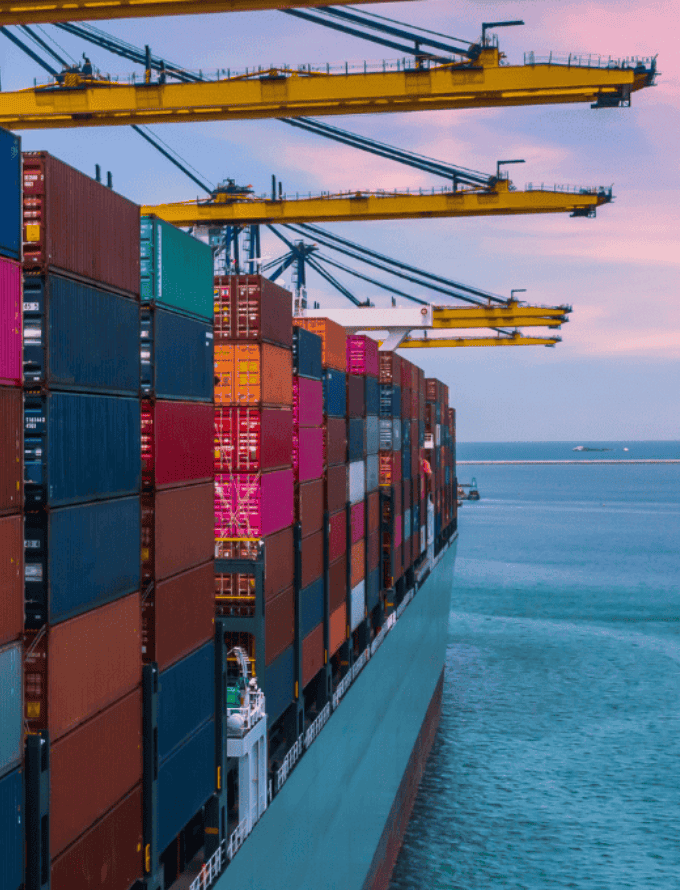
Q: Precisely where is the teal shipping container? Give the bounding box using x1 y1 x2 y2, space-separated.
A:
140 217 213 321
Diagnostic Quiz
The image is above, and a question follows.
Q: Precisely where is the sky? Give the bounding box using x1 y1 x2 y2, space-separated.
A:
1 0 678 441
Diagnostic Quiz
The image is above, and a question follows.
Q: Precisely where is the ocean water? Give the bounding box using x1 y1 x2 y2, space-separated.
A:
390 442 680 890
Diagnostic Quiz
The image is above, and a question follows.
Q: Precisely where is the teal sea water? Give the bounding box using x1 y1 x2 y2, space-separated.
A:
390 442 680 890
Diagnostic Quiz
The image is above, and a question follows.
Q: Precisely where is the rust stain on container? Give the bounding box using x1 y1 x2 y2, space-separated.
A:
302 622 324 689
0 514 22 646
329 555 347 613
301 530 323 590
214 342 292 406
142 483 214 583
265 586 294 667
293 318 346 372
0 386 21 515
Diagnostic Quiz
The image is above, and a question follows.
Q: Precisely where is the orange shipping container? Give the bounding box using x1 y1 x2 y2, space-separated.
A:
329 604 346 657
214 342 292 406
293 318 346 372
350 539 365 589
301 623 324 688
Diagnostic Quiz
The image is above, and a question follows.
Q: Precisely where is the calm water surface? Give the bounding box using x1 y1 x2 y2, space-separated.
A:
390 443 680 890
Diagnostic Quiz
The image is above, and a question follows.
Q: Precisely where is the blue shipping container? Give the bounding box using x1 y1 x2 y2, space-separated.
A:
157 718 215 853
158 642 215 762
0 767 23 890
22 274 140 393
366 567 380 613
24 497 141 627
265 645 294 726
348 418 366 462
0 644 22 779
365 376 379 416
366 415 379 456
323 368 346 417
24 392 140 509
379 385 400 417
299 577 324 640
0 128 21 261
141 307 213 402
293 327 323 381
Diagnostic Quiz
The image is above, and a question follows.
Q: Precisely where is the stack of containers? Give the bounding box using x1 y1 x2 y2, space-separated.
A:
379 352 402 590
410 363 423 561
21 151 145 890
424 377 450 549
0 126 24 890
294 318 348 672
400 357 413 576
214 275 295 720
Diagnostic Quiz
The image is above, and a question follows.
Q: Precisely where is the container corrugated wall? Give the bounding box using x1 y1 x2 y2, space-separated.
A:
0 642 22 778
142 401 213 489
141 306 213 401
0 767 23 890
0 258 21 386
157 642 215 761
142 483 213 583
265 646 294 726
0 516 22 646
0 129 21 262
0 388 22 516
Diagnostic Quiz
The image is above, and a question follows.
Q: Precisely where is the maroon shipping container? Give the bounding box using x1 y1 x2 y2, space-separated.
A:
400 358 412 390
141 401 213 490
347 374 365 418
350 501 365 545
50 784 143 890
293 376 323 428
51 688 142 858
367 491 380 534
265 586 294 666
410 386 419 419
296 479 324 538
214 275 292 347
0 386 21 515
411 532 421 560
142 562 214 671
323 418 347 466
24 592 141 742
368 529 380 573
328 510 347 563
0 257 21 386
295 427 324 483
401 385 409 418
263 526 294 601
425 378 438 402
0 514 22 646
142 483 214 582
302 623 324 689
325 464 347 514
379 352 401 385
301 530 324 590
214 406 292 474
22 153 140 297
329 555 347 613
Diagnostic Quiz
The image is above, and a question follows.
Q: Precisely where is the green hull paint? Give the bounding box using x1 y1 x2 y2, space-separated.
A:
219 538 457 890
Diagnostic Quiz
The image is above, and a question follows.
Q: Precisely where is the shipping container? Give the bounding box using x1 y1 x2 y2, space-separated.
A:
325 464 347 514
293 318 346 371
265 586 294 666
24 497 141 626
157 718 215 853
347 374 365 418
215 406 292 474
142 401 213 489
158 642 215 761
323 417 347 466
0 258 21 385
142 483 213 582
292 326 322 380
0 515 22 646
379 352 401 385
0 767 23 890
140 216 213 320
379 417 401 451
365 376 379 416
23 274 140 393
51 688 142 858
366 414 379 456
300 576 324 639
141 306 213 402
0 128 21 262
379 385 401 417
300 531 324 590
264 645 294 725
143 562 214 671
0 643 21 779
50 784 143 890
214 342 291 407
328 509 347 563
302 623 324 689
350 501 365 545
329 555 347 613
366 453 379 493
366 567 380 612
23 152 140 296
296 479 323 538
350 540 365 589
367 529 380 573
348 460 365 505
329 603 346 657
323 368 347 417
350 581 365 632
23 592 141 742
348 417 366 462
215 275 292 347
346 334 379 377
215 469 293 540
294 427 324 483
368 491 380 534
379 451 402 487
293 376 323 428
215 527 294 601
0 388 21 515
24 392 140 509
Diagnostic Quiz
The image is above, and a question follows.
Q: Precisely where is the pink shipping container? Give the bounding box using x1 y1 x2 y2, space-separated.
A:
293 376 323 428
215 407 292 473
142 401 214 489
294 428 324 483
350 501 365 545
215 468 294 539
394 513 403 548
346 335 379 377
0 256 21 385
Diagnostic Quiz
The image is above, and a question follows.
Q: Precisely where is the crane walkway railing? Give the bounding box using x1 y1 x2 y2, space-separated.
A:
525 183 613 197
523 51 656 70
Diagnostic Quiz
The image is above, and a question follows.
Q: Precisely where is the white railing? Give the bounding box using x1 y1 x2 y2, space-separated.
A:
332 670 353 710
525 182 612 197
226 817 250 861
523 52 655 70
226 689 266 736
276 734 304 792
189 842 226 890
304 703 331 749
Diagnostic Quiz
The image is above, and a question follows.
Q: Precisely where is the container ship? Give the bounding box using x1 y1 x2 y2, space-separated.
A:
0 132 457 890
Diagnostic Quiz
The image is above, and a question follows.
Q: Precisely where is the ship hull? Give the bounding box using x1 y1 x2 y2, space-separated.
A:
218 536 457 890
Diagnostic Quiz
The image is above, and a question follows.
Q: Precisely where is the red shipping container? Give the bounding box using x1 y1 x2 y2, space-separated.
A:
0 258 21 386
346 334 379 377
329 555 347 613
426 378 438 402
265 586 294 666
214 274 292 347
214 406 292 473
367 491 380 534
295 428 324 483
142 562 214 671
23 153 140 297
296 479 324 538
329 603 346 657
51 688 142 858
379 352 401 385
350 540 365 588
400 357 412 390
0 514 22 645
302 623 324 688
410 387 419 419
350 501 365 544
142 401 213 489
142 483 214 582
379 451 402 487
401 386 409 418
367 530 380 573
293 318 346 371
325 464 347 514
293 376 323 428
328 509 347 563
215 469 293 541
323 417 347 466
24 592 141 741
301 530 323 590
0 386 21 515
347 374 365 418
50 785 143 890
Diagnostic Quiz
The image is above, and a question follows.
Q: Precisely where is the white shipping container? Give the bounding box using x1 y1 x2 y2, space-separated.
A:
348 460 366 505
365 454 379 492
350 580 365 631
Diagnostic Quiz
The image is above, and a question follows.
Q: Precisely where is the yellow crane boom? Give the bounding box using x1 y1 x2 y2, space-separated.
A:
0 50 655 131
399 334 562 348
